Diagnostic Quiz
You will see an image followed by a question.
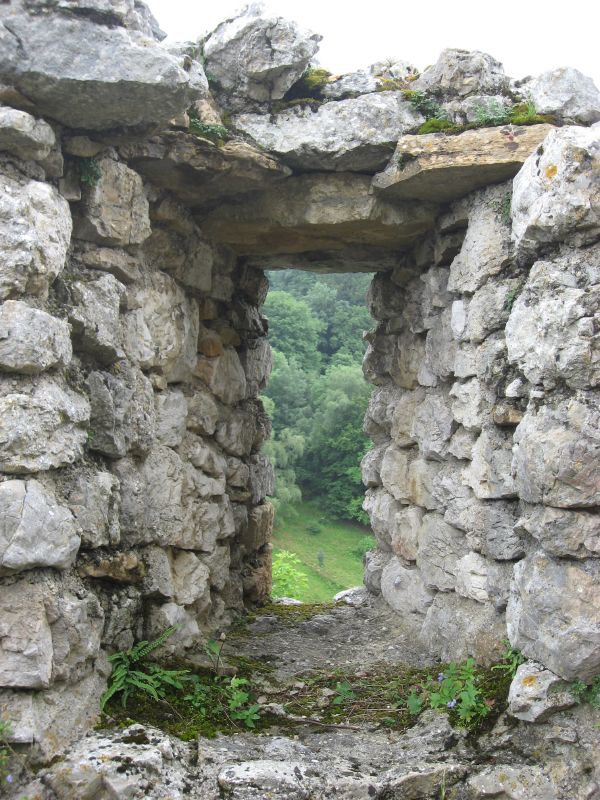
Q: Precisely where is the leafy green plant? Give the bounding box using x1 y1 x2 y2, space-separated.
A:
188 119 229 143
100 626 190 710
406 659 493 727
417 117 456 134
205 636 226 675
272 550 309 598
571 676 600 710
332 680 356 706
78 157 102 187
473 99 511 127
185 675 261 729
402 89 442 119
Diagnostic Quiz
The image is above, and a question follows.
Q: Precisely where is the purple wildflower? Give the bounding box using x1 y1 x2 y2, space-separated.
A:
5 775 13 783
437 673 445 683
447 699 457 708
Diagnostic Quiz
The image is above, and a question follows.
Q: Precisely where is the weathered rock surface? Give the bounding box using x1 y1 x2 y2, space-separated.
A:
0 479 79 575
513 394 600 508
0 300 72 374
507 551 600 681
203 173 435 256
121 132 291 208
234 92 423 171
511 125 600 262
506 247 600 389
0 378 90 473
203 4 321 109
520 67 600 124
73 157 151 247
508 661 576 722
0 3 205 129
413 48 509 97
516 504 600 559
69 273 126 364
372 125 552 202
0 167 72 300
0 106 55 161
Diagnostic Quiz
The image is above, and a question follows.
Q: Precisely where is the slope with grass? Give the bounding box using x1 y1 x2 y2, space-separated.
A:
272 501 374 602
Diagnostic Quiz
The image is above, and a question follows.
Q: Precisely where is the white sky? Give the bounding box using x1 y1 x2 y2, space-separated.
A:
146 0 600 87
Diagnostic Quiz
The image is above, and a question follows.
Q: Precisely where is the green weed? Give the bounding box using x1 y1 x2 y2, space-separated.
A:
77 157 102 187
188 119 229 144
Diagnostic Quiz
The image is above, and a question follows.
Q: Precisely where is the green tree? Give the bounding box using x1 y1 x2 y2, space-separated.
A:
263 291 323 372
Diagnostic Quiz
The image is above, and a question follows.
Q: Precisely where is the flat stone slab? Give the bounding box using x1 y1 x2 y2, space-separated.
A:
372 124 553 202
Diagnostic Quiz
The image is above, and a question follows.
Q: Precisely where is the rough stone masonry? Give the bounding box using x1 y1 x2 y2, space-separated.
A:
0 0 599 789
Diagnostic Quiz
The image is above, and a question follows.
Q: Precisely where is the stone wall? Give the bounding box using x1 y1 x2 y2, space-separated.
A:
0 0 599 763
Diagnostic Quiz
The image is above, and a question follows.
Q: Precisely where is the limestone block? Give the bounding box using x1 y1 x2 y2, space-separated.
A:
154 389 187 448
0 106 55 161
411 391 454 460
521 67 600 124
373 126 549 204
447 498 523 561
242 502 275 552
0 479 79 575
195 348 247 405
144 602 200 653
122 272 199 383
0 377 89 473
45 585 104 683
139 546 173 600
413 48 508 98
171 550 211 607
143 226 213 293
420 309 456 383
69 273 125 364
175 494 235 552
203 173 436 255
0 9 205 129
0 581 53 688
66 470 120 549
454 551 512 605
215 405 258 457
507 551 600 681
73 157 150 246
391 506 424 562
122 133 290 209
113 445 187 547
420 592 505 664
203 5 321 107
407 458 443 510
381 557 437 616
240 338 274 397
364 549 390 594
234 92 423 172
506 248 600 390
186 385 219 436
512 126 600 262
363 333 394 387
76 244 141 284
361 444 386 487
364 385 399 442
466 426 516 499
78 551 144 584
390 387 425 446
0 665 109 764
0 300 71 374
362 488 400 550
391 332 426 390
450 378 492 432
248 454 275 504
201 544 231 592
448 183 512 293
512 394 600 507
467 766 558 800
507 661 576 722
516 504 600 559
380 445 412 503
447 427 478 460
464 279 521 343
417 513 470 591
87 366 155 459
0 168 71 300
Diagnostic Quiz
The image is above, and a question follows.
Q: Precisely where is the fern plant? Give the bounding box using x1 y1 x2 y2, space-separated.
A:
101 626 190 711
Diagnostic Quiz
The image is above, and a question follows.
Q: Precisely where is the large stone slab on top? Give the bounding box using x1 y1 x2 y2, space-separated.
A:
119 132 290 209
201 173 436 256
372 124 553 202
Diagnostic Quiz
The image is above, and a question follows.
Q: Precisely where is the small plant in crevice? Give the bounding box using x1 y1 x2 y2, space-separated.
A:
473 98 511 127
570 676 600 710
188 118 229 144
402 88 443 120
397 152 418 171
492 639 526 678
284 66 332 102
490 190 513 227
405 658 494 728
77 157 102 187
100 626 190 710
184 675 262 730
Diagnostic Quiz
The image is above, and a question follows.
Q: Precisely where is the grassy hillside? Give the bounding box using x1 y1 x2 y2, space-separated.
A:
272 501 375 602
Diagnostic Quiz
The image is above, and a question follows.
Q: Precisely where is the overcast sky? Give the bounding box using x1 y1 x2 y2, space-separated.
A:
146 0 600 87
